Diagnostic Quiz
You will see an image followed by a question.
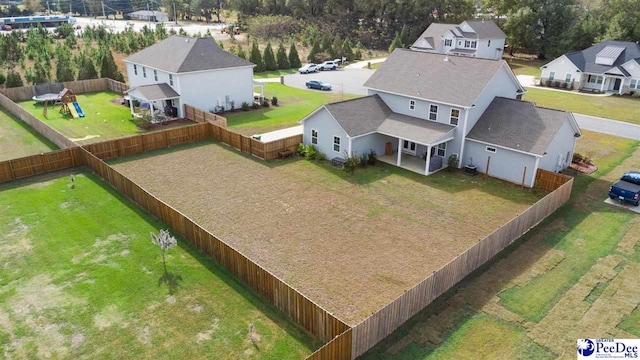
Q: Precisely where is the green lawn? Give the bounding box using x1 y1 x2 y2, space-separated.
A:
0 171 320 359
523 87 640 125
225 83 358 135
253 69 298 79
0 108 57 161
506 58 544 77
18 92 141 144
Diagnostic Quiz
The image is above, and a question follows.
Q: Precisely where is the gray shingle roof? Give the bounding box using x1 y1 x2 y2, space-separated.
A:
561 40 640 75
467 97 578 156
124 35 254 73
411 23 456 49
128 83 180 101
464 20 506 39
364 49 508 107
320 95 454 144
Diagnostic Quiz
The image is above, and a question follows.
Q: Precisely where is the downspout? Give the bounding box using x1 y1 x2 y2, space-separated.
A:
531 156 541 187
458 107 471 168
348 137 353 157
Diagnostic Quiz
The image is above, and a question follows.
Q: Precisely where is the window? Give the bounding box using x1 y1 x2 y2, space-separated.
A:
142 67 146 78
465 40 471 48
450 108 460 126
488 40 491 47
311 129 318 145
333 136 340 152
429 104 438 121
587 75 603 84
471 40 477 48
486 146 497 153
565 73 571 83
549 71 555 81
409 100 415 110
133 64 138 75
444 39 452 47
153 70 158 81
631 79 639 89
437 143 446 157
169 74 173 86
458 41 462 46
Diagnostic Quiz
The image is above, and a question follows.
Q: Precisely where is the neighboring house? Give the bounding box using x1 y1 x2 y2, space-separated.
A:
410 20 506 60
540 40 640 94
124 35 255 119
127 10 169 22
301 49 581 187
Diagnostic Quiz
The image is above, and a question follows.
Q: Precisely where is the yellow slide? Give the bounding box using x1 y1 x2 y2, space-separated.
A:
69 104 80 118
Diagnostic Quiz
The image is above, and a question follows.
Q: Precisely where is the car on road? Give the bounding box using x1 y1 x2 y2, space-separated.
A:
609 171 640 206
318 61 338 71
305 80 332 91
299 63 318 74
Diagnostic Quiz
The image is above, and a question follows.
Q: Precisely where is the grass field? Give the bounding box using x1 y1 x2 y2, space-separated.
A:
362 130 640 359
18 92 141 144
523 88 640 125
110 141 543 324
506 58 544 77
253 69 298 79
225 83 357 136
0 108 57 161
0 171 320 359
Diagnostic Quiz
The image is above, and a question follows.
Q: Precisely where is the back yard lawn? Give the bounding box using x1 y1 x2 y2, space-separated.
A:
523 87 640 125
362 131 640 359
506 58 545 77
19 92 142 144
0 109 57 161
110 141 543 325
225 83 357 136
0 171 320 359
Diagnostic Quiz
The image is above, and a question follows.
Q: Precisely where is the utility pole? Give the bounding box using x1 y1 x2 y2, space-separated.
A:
147 3 150 25
69 1 72 15
173 1 177 25
101 1 106 19
82 0 87 16
47 1 50 14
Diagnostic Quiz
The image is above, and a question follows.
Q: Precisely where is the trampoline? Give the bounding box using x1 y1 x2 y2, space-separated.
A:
32 93 62 102
32 82 65 103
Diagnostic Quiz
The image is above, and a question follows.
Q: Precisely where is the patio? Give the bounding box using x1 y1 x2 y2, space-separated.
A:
378 151 446 175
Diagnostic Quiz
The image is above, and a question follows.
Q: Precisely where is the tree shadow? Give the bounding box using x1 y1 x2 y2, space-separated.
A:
158 269 183 295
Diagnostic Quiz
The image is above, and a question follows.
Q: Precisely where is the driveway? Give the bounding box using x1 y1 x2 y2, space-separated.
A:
573 114 640 141
283 68 375 95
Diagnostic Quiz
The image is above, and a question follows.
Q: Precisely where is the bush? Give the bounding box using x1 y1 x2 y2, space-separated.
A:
543 80 550 87
367 149 377 165
271 96 278 106
359 153 368 168
343 155 359 175
297 144 320 160
632 92 640 98
447 153 458 171
251 102 260 109
561 82 567 89
262 98 270 107
553 81 560 88
314 151 325 161
241 101 250 111
0 73 5 85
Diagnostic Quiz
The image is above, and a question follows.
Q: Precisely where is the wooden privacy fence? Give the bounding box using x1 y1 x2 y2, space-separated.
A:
184 104 227 128
307 329 353 360
0 91 75 149
106 78 128 94
535 168 573 192
0 78 118 102
350 178 574 358
78 147 349 347
83 123 211 160
0 148 84 183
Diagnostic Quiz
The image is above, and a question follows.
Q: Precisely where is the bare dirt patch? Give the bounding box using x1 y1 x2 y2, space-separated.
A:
111 142 541 324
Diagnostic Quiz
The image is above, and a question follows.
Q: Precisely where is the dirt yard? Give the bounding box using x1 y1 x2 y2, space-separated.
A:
111 142 543 325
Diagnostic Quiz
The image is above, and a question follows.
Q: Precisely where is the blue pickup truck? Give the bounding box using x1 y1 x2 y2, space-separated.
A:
609 172 640 206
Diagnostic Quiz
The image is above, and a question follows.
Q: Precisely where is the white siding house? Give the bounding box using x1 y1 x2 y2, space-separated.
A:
124 35 255 120
301 49 580 188
540 41 640 94
411 20 506 60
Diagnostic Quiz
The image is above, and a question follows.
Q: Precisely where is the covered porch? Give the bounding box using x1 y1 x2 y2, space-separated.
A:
126 83 181 123
579 72 625 94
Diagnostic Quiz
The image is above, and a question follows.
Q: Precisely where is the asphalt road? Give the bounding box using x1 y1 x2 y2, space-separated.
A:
573 113 640 140
282 68 375 95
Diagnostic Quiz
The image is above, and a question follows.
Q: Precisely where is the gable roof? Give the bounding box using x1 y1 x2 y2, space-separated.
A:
124 35 254 73
463 20 506 39
467 97 579 156
316 95 455 144
364 49 509 107
127 83 180 101
411 23 456 49
560 40 640 75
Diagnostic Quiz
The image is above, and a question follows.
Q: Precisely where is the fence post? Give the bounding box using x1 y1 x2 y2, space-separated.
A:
521 166 527 189
7 161 15 180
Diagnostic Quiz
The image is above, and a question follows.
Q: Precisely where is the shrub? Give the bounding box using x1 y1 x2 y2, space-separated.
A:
297 143 305 155
561 82 567 89
447 153 458 171
297 144 319 160
367 149 377 165
314 151 325 161
271 96 278 106
359 153 368 168
632 92 640 98
0 73 5 85
251 102 260 109
543 80 550 87
241 101 250 111
553 81 560 88
343 155 359 175
262 98 270 107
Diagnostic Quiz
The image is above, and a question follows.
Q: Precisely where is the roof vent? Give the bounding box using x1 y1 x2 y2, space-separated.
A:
417 73 420 77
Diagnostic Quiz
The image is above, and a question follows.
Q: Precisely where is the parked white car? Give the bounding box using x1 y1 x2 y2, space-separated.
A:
318 61 338 71
299 63 318 74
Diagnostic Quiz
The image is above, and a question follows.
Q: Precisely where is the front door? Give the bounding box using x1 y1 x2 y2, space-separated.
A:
402 140 416 155
613 78 621 91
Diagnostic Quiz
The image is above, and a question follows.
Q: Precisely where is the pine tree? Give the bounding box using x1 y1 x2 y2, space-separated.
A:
307 39 320 62
399 25 410 48
5 70 23 88
263 42 278 71
354 48 363 60
99 48 124 82
288 42 301 68
250 41 265 72
276 42 290 69
341 39 354 61
55 47 75 82
320 34 331 52
237 45 247 60
388 32 402 53
77 55 98 80
26 58 49 84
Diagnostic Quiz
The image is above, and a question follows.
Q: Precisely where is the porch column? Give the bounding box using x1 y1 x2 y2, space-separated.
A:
129 96 134 116
149 102 154 122
425 145 432 176
600 76 606 92
397 138 402 166
619 80 623 95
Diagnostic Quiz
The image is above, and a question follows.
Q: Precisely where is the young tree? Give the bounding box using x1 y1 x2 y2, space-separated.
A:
250 41 265 72
288 42 301 68
388 31 402 53
151 229 177 273
341 39 354 61
276 42 290 69
100 48 125 82
5 70 24 88
263 42 278 71
307 39 320 62
55 47 75 82
236 45 247 59
26 59 50 84
399 24 410 48
77 55 98 80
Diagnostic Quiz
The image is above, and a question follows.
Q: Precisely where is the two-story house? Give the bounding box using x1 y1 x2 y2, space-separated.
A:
124 35 255 119
540 40 640 94
301 49 581 187
410 20 506 60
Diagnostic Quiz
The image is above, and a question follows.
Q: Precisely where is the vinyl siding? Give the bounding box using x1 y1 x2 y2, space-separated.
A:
302 108 349 158
463 140 538 187
538 120 577 173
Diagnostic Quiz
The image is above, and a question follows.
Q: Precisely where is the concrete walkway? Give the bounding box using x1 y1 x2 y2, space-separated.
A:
256 125 303 142
345 58 387 69
573 114 640 140
517 75 613 97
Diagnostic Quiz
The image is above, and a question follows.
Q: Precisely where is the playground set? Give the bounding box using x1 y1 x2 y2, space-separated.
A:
32 82 85 119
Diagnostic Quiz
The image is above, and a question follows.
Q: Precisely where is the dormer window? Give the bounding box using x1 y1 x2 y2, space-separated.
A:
595 46 625 66
409 100 415 110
